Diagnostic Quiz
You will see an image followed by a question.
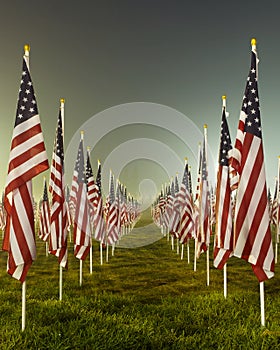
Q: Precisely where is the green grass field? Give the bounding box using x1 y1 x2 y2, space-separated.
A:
1 212 280 349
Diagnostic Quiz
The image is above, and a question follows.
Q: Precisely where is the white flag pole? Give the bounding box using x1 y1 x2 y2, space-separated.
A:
181 244 184 260
21 45 30 332
194 238 197 271
87 147 93 274
100 242 103 265
89 243 93 274
204 124 210 286
59 98 65 301
79 130 85 285
22 280 26 331
79 259 83 287
223 263 227 298
59 266 63 301
260 281 265 327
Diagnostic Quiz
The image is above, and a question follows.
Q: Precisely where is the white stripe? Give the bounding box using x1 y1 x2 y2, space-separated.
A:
12 114 40 138
6 151 48 188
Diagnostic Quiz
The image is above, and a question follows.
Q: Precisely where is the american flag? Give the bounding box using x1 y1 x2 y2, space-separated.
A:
49 102 68 268
69 137 81 218
39 178 51 242
230 40 274 282
178 161 194 244
106 172 119 245
85 148 96 224
73 134 92 260
213 100 233 269
162 184 173 232
196 127 212 258
169 174 181 238
2 46 49 282
93 161 106 243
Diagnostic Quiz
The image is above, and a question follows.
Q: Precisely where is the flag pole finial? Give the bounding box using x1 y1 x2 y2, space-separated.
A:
251 38 257 49
204 124 208 129
60 98 65 104
222 95 227 108
24 44 30 52
80 130 84 140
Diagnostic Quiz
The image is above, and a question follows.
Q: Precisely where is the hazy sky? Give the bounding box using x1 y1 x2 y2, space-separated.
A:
1 1 280 202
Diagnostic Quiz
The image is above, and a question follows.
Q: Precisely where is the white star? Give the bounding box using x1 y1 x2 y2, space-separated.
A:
254 117 259 123
25 89 30 94
247 121 252 127
251 109 256 114
23 97 28 102
251 88 256 94
248 101 252 106
29 107 34 113
22 71 27 76
255 97 259 102
20 105 25 110
18 114 23 119
251 68 256 73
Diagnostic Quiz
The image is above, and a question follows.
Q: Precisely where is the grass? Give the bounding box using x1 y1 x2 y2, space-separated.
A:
1 212 280 349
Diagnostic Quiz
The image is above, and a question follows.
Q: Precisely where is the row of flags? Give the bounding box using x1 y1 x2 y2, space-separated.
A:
152 39 275 283
1 45 140 284
0 39 277 292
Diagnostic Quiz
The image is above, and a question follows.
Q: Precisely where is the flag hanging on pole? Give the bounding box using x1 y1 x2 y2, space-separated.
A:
2 45 49 282
49 100 68 268
213 96 233 269
92 161 106 243
230 39 274 282
178 160 194 244
39 178 51 242
106 172 119 245
196 125 212 258
73 132 92 260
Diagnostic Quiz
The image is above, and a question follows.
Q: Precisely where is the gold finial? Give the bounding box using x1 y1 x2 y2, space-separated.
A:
87 146 91 151
184 157 188 161
80 130 84 139
24 44 30 52
278 156 280 159
222 95 226 100
251 38 257 46
60 98 65 104
204 124 208 129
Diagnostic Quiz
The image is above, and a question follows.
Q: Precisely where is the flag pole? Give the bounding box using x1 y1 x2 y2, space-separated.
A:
204 124 210 286
59 98 65 301
222 95 228 297
87 147 93 274
79 130 84 284
22 280 26 331
100 242 103 265
194 143 201 272
21 44 30 331
79 259 83 286
260 281 265 326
